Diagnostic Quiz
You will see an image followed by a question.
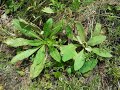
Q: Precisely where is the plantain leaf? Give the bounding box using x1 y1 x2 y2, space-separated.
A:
50 19 64 37
49 47 61 62
12 19 40 39
93 23 101 36
60 44 77 62
19 18 41 34
30 46 46 79
92 48 112 57
66 25 73 39
11 47 39 64
76 23 86 42
87 35 106 46
4 38 43 47
79 59 98 73
43 18 53 37
74 50 85 71
42 7 54 13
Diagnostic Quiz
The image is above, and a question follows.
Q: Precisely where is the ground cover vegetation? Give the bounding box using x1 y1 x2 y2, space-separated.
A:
0 0 120 90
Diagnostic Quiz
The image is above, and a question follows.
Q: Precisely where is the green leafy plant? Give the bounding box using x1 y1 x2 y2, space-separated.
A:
5 0 24 14
4 18 64 79
61 22 112 73
50 0 65 12
70 0 80 11
4 16 112 78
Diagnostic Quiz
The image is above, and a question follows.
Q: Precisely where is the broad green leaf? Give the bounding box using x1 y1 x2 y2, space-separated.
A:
66 25 73 39
4 38 42 47
60 44 77 62
87 35 106 46
30 59 46 79
74 50 85 71
50 47 61 62
33 46 45 64
76 36 83 44
50 19 64 37
79 59 98 73
11 48 39 64
50 25 61 36
42 7 54 13
30 46 46 79
92 48 112 57
18 19 42 36
76 23 86 42
12 19 40 39
43 18 53 37
19 18 41 33
93 23 101 36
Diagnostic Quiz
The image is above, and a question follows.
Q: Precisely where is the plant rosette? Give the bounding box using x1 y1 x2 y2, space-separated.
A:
4 18 64 79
